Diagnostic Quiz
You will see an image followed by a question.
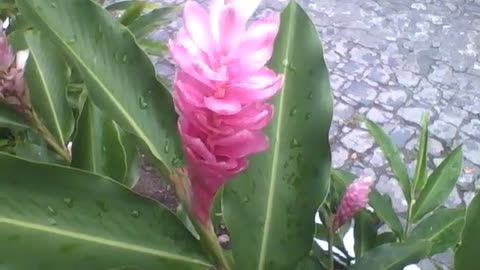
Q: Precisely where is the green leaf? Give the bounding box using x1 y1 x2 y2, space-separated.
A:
119 0 147 26
375 232 397 247
455 193 480 270
223 3 333 269
17 0 183 174
354 211 378 257
295 256 325 270
348 241 431 270
71 99 139 187
411 146 463 221
0 152 211 269
24 30 74 147
14 129 67 165
364 117 411 203
315 223 343 248
413 112 429 197
409 208 464 255
139 38 168 57
106 0 158 11
128 5 179 39
0 103 29 129
331 169 403 239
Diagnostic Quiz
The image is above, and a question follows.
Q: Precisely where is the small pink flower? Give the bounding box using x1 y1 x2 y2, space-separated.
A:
333 176 374 231
169 0 283 223
0 30 14 72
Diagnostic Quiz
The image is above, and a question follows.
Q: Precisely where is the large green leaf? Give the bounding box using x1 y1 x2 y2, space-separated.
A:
348 241 431 270
128 5 179 39
331 169 403 239
222 3 333 269
0 103 29 129
24 30 74 147
119 0 147 26
455 193 480 270
411 146 463 221
17 0 183 174
0 153 211 269
364 118 411 203
71 99 139 187
354 211 378 257
409 208 464 255
412 112 429 197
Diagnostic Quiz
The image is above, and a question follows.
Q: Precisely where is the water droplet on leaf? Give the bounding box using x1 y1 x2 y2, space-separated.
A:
47 206 56 215
63 197 73 208
164 141 170 153
67 35 77 44
242 197 249 203
122 54 128 63
304 113 312 120
131 210 140 218
95 200 108 212
307 92 313 100
290 138 302 149
50 2 56 8
138 96 148 109
48 218 57 226
289 107 297 116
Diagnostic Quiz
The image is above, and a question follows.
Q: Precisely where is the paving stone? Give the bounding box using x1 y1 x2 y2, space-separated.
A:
344 81 377 105
428 138 444 156
413 87 439 105
398 107 427 125
332 146 349 168
366 107 393 123
365 66 392 84
439 107 469 126
330 74 346 91
395 69 421 87
464 139 480 166
461 119 480 138
376 90 408 109
445 189 462 208
389 126 415 148
340 129 375 153
375 175 408 213
369 147 386 168
428 64 454 84
464 191 476 205
349 47 377 65
333 102 355 123
429 120 458 142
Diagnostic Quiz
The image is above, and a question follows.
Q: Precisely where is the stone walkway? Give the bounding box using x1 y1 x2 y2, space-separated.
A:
149 0 480 269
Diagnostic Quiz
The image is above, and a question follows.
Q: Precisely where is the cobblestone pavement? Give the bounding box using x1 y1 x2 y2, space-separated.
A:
148 0 480 268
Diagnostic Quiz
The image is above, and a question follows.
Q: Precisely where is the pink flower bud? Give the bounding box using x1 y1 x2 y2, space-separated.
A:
0 30 14 72
333 176 374 231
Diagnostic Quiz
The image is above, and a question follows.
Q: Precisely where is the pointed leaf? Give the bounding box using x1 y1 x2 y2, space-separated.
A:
354 211 378 257
413 112 429 197
17 0 183 174
128 5 179 39
331 169 403 239
119 0 147 25
24 30 74 147
348 241 431 270
223 3 333 269
71 99 139 187
139 38 168 57
364 118 411 202
409 208 464 255
0 103 29 129
106 0 158 11
455 193 480 270
0 152 211 269
411 146 463 221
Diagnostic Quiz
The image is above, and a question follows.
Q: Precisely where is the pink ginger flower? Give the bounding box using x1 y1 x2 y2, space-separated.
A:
333 176 374 231
169 0 283 223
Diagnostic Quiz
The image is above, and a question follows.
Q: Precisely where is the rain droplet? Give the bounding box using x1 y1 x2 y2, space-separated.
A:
290 138 302 149
138 96 148 109
130 210 140 218
307 91 313 100
122 54 128 63
95 26 104 42
47 206 57 215
67 35 77 44
283 160 289 169
282 59 289 67
95 200 108 212
242 197 249 203
171 157 182 167
50 2 56 8
63 198 73 208
93 57 97 65
48 218 57 226
304 112 312 120
164 141 170 154
289 107 297 116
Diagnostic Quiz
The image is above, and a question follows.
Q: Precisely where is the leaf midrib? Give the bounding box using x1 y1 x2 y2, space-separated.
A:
28 44 66 146
257 3 297 269
412 213 463 242
21 0 162 162
0 217 210 267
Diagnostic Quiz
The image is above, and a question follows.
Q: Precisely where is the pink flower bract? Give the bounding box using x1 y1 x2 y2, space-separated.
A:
333 176 374 231
169 0 283 224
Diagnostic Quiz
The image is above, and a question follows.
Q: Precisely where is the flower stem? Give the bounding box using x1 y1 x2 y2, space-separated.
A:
327 216 335 270
30 111 71 163
196 222 232 270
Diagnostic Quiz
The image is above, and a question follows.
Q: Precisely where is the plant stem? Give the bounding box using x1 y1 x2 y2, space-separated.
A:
196 222 232 270
30 111 71 163
327 218 335 270
404 203 413 240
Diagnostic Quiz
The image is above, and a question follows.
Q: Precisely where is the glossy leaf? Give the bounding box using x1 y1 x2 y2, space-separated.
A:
409 208 464 255
354 211 378 257
119 0 147 25
223 3 333 269
17 0 183 174
364 118 411 202
331 169 403 239
455 193 480 270
0 103 29 129
14 129 66 165
375 232 396 247
128 5 179 39
71 99 139 187
0 152 211 269
24 30 74 147
295 256 325 270
412 112 429 197
139 38 168 57
411 146 463 221
348 241 431 270
106 0 158 11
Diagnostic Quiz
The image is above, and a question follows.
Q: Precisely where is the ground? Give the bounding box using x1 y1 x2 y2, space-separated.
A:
134 0 480 269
